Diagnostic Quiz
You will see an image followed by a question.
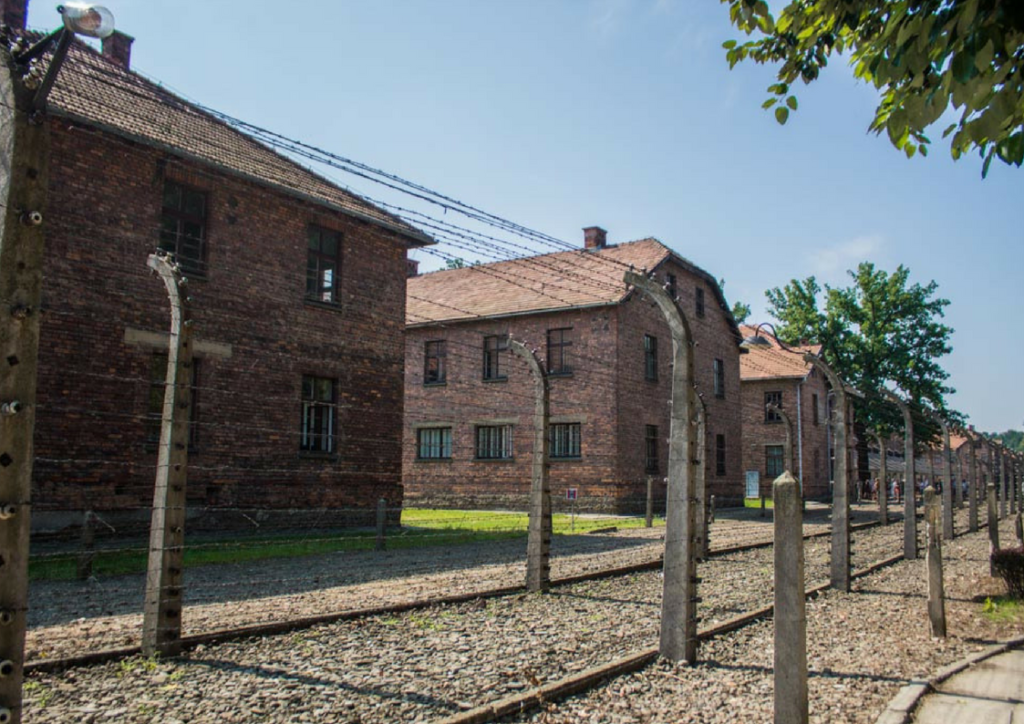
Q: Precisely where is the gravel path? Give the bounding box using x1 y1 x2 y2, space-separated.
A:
26 505 850 661
21 509 988 723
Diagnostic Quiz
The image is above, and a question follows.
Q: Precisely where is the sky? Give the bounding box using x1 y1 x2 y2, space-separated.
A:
27 0 1023 432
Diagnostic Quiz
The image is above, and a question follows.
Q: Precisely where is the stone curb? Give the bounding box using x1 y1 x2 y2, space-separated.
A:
873 634 1024 724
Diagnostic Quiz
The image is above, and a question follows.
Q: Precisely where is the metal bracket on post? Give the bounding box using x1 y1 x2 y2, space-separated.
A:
141 252 193 658
508 337 550 593
883 389 917 561
625 270 697 663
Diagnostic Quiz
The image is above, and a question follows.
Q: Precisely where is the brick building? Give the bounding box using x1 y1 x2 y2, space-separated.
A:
738 326 832 500
403 230 744 513
1 3 431 530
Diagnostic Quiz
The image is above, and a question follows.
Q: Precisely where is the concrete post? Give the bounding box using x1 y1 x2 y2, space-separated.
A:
807 356 849 592
76 511 96 581
933 415 954 541
141 253 193 658
885 391 917 560
645 475 654 528
695 398 709 560
0 37 51 724
508 338 551 593
924 486 946 637
375 498 387 552
1001 448 1010 517
989 444 999 520
873 432 888 526
955 445 964 509
987 482 999 577
773 471 807 724
625 270 698 663
968 436 979 533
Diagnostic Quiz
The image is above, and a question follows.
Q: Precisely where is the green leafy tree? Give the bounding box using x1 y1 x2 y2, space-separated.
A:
721 0 1024 176
731 300 752 324
984 429 1024 452
766 263 956 442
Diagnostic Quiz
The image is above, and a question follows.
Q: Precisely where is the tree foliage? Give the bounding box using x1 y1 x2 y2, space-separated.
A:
765 262 956 443
731 300 752 324
983 429 1024 452
721 0 1024 175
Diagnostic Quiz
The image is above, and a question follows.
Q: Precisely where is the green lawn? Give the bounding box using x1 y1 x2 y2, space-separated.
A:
744 497 774 509
29 508 660 582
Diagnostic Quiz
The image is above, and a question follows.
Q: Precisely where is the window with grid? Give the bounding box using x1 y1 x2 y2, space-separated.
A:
146 354 200 449
765 391 783 423
713 358 725 398
667 273 678 301
550 422 581 459
416 427 452 460
306 225 342 303
766 445 785 479
695 287 706 318
645 425 659 473
813 393 820 425
159 180 207 276
476 425 513 459
300 376 336 453
482 335 508 381
644 334 658 381
716 433 726 476
547 328 573 375
424 340 447 384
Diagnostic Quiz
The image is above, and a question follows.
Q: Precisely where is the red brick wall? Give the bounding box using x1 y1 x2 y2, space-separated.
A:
402 258 746 513
32 119 408 528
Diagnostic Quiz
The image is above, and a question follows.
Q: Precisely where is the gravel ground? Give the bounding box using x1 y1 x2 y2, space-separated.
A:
26 505 848 660
513 517 1021 724
21 508 988 724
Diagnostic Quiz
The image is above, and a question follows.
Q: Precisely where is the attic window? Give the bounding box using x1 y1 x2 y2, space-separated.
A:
695 287 706 318
160 180 207 277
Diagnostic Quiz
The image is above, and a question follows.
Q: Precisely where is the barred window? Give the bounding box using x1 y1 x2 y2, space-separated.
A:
424 340 447 384
159 180 207 276
476 425 513 459
813 393 820 425
300 376 336 453
714 358 725 398
417 427 452 460
306 225 341 303
550 423 581 459
695 287 706 318
483 335 508 381
645 425 659 473
547 328 573 375
716 434 726 476
644 334 658 381
765 391 783 423
766 445 785 479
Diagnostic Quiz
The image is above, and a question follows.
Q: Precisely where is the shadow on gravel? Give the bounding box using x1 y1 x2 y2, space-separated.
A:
187 657 462 711
698 660 907 685
549 591 659 608
856 588 977 604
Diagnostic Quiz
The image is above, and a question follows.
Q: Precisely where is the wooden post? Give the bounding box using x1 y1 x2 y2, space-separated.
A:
625 270 697 663
508 338 550 593
773 471 807 724
76 511 95 581
141 253 193 658
988 482 999 577
968 436 979 533
873 432 888 526
924 486 946 637
885 391 917 560
0 39 52 724
375 498 386 552
645 475 653 528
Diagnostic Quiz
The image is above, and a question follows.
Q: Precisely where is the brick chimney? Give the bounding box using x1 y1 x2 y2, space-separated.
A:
406 258 419 278
583 226 607 250
102 30 134 70
1 0 28 30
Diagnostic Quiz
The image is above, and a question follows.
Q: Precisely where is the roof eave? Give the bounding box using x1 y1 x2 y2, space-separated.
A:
406 300 618 329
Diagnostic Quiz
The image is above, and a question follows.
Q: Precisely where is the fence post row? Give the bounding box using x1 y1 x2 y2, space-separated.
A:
508 337 551 593
884 391 917 560
141 252 193 658
625 270 698 663
0 37 51 724
773 470 807 724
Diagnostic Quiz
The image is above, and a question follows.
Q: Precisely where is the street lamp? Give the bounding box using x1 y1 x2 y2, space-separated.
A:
740 322 853 592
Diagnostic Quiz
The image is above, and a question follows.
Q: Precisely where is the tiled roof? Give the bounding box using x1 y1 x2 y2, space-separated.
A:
406 238 741 341
738 324 820 381
39 34 431 245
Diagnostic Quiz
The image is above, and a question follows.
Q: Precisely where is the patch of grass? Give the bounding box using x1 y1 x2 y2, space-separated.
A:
744 497 774 509
981 596 1024 623
24 681 53 709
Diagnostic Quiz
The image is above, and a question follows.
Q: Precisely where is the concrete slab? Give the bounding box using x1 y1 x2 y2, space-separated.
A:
913 691 1024 724
941 650 1024 702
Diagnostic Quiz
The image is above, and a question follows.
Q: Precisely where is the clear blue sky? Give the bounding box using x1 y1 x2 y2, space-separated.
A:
29 0 1023 432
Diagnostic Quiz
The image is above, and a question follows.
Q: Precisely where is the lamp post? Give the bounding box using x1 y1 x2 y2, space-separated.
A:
1 5 115 722
740 323 851 592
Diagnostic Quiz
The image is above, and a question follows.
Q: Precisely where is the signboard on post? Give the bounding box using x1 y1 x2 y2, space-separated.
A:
566 488 578 501
745 471 760 499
